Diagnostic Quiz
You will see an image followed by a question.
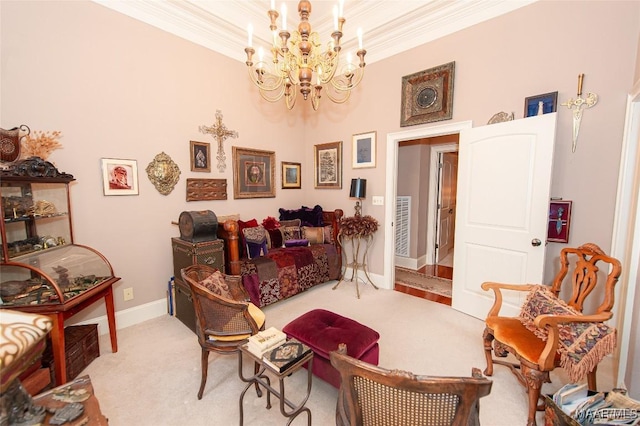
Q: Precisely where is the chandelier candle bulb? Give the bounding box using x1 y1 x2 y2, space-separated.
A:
247 23 253 47
339 0 344 17
281 3 287 31
270 0 275 10
358 27 363 49
333 5 339 30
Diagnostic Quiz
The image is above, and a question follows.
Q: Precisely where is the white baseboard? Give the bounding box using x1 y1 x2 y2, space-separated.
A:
71 299 167 335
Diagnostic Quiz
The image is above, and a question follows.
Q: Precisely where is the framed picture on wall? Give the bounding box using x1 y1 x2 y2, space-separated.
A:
281 161 301 189
352 131 376 169
101 158 139 196
524 91 558 117
547 200 572 243
232 147 275 198
190 140 210 172
314 141 342 189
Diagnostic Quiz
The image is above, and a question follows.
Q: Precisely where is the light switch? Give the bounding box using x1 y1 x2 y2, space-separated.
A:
372 196 384 206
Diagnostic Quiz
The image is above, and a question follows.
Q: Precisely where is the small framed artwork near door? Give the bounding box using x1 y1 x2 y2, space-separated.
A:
547 200 572 243
352 131 376 168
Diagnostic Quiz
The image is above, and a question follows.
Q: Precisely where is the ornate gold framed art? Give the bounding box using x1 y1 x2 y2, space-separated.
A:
281 162 301 189
146 152 181 195
232 147 275 199
314 141 342 189
400 61 455 127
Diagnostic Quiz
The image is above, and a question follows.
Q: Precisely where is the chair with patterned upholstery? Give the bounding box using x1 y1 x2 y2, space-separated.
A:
181 264 266 399
481 243 622 426
329 344 492 426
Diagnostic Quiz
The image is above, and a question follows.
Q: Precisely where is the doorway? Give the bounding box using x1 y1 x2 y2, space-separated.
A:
393 135 460 303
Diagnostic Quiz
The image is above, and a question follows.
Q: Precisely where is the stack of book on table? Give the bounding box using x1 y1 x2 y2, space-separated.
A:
246 327 287 358
262 338 312 373
552 383 640 425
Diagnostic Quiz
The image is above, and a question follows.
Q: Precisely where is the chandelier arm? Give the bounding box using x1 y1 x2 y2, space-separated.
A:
330 67 364 92
325 85 351 104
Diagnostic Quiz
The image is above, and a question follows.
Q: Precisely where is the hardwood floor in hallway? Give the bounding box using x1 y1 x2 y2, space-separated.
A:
394 264 453 306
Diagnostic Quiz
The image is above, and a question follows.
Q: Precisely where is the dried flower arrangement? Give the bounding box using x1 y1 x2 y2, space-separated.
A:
340 215 379 237
21 130 63 160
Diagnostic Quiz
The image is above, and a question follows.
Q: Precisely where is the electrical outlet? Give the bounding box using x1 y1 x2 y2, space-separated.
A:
372 196 384 206
123 287 134 301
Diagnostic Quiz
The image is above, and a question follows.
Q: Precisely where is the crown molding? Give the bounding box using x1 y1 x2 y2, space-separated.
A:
93 0 536 65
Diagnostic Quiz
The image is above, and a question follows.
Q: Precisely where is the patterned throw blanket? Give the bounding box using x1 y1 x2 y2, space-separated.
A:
519 285 616 383
240 244 340 308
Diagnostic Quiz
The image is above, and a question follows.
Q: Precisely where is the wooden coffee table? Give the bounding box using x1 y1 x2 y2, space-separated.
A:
238 343 313 426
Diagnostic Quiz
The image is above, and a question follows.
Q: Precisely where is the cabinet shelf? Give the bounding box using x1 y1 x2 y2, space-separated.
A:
4 212 69 223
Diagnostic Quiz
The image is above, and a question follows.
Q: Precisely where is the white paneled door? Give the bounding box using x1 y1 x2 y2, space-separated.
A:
452 113 557 319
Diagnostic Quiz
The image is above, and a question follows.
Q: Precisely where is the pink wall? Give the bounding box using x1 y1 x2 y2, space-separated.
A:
306 1 639 282
1 1 639 321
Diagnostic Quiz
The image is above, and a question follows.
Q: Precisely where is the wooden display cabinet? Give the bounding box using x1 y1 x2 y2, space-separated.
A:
0 157 120 385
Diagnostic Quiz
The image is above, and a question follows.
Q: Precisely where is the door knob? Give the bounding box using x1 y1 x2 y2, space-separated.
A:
531 238 542 246
449 208 453 214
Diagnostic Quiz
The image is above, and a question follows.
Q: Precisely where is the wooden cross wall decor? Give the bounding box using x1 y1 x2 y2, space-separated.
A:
199 110 238 172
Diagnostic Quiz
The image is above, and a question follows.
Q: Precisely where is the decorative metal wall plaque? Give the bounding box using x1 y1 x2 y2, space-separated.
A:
146 152 180 195
186 178 227 201
400 62 455 127
199 110 238 173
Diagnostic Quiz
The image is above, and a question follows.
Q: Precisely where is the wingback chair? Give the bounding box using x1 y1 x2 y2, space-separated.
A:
330 344 492 426
181 264 266 399
481 243 621 426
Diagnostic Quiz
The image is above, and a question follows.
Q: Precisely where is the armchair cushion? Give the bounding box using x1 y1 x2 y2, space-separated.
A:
211 303 266 341
517 285 617 382
200 270 232 299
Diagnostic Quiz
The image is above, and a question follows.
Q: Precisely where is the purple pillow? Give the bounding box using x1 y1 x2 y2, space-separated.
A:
284 239 309 247
279 205 324 227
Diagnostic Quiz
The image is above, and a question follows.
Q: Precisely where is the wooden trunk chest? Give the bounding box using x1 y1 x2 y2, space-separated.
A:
43 324 99 386
171 237 225 279
171 237 224 334
174 278 197 333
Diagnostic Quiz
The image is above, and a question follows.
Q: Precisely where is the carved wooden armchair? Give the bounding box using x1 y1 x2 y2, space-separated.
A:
181 264 265 399
330 344 492 426
481 243 621 426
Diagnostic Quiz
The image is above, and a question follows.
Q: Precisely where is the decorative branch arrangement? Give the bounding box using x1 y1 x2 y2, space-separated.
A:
22 130 63 160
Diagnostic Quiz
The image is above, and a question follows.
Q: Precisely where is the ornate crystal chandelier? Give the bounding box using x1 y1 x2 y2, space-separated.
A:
244 0 366 111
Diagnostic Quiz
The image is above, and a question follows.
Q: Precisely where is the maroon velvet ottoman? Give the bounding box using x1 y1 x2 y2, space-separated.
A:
282 309 380 388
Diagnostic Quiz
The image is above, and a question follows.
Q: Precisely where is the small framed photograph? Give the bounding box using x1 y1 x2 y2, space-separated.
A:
352 131 376 169
524 91 558 117
190 140 210 172
281 161 301 189
232 147 275 199
101 158 139 196
314 141 342 189
547 200 572 243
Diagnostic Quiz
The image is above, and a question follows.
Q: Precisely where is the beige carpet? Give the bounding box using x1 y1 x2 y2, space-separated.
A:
80 282 614 425
395 267 452 297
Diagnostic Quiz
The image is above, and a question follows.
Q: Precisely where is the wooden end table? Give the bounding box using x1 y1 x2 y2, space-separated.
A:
238 343 313 426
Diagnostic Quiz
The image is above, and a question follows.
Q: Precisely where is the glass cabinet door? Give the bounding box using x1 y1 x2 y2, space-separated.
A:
2 181 72 261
